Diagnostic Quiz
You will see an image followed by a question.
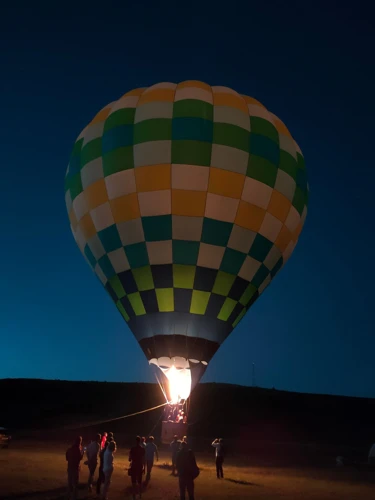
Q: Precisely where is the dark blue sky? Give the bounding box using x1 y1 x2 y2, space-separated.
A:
2 2 374 398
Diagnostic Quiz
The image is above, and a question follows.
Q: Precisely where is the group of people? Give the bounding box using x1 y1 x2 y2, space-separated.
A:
127 435 159 498
164 403 188 424
66 431 225 500
66 431 117 499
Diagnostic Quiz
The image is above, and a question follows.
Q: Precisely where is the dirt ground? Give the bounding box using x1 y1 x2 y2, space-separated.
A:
0 441 374 500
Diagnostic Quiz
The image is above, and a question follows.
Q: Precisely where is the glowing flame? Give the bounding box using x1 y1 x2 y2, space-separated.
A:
165 365 192 403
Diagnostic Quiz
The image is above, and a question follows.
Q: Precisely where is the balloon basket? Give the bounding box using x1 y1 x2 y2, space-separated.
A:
161 421 188 444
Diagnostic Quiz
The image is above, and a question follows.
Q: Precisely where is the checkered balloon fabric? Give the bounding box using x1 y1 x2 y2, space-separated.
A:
65 81 308 365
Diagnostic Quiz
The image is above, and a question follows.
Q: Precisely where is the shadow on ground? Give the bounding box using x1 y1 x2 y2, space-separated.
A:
225 477 263 487
156 462 207 472
0 484 99 500
0 486 66 500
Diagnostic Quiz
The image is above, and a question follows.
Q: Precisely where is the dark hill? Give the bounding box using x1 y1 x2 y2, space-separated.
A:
1 379 374 452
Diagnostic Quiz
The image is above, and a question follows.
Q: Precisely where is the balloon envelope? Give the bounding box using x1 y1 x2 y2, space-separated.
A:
65 81 308 395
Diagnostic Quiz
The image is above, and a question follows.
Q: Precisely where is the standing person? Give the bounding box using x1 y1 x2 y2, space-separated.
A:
145 436 159 480
170 435 181 476
66 436 84 500
86 434 101 492
129 436 145 500
102 440 117 499
101 432 108 450
176 441 199 500
212 438 225 479
97 440 109 496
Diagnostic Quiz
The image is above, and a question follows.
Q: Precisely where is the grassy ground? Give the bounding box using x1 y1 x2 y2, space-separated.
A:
1 441 375 499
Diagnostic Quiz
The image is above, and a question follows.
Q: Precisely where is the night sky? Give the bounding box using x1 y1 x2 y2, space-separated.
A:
2 2 374 398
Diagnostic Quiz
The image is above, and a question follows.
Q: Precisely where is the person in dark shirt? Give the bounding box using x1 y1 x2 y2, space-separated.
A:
129 436 145 500
66 436 84 500
170 435 181 476
176 441 199 500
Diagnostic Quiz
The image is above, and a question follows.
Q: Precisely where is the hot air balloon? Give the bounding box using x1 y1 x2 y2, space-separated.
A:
64 81 308 407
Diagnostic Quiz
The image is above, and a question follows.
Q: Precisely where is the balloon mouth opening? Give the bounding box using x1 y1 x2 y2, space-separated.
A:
164 365 191 403
149 357 207 403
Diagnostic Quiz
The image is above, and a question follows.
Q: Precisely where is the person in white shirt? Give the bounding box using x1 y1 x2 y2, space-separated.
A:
212 438 225 479
368 443 375 464
102 441 116 499
86 434 101 492
145 436 159 481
